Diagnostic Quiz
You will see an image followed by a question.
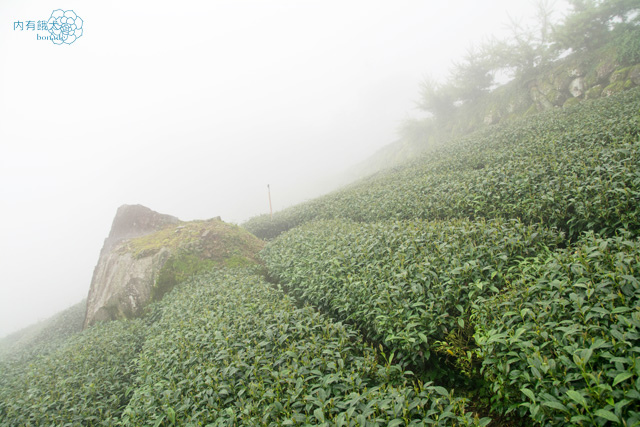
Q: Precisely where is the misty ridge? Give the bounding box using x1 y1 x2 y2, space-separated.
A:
1 1 640 426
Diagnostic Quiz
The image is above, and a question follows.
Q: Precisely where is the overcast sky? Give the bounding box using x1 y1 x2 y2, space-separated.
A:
0 0 569 338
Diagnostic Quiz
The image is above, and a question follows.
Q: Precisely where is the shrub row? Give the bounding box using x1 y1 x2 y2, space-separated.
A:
261 218 563 369
2 269 490 425
0 299 86 362
121 269 489 426
473 232 640 425
0 319 145 426
244 88 640 240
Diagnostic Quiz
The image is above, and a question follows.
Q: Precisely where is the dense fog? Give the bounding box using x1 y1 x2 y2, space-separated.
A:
0 0 563 337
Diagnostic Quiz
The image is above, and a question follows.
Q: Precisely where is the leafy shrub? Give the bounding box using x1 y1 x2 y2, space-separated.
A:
261 218 563 369
244 88 640 241
2 55 639 427
121 269 488 426
473 232 640 425
0 319 145 426
614 25 640 66
0 299 86 361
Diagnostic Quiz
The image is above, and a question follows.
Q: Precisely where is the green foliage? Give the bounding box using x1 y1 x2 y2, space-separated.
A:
416 0 557 121
614 23 640 65
244 88 640 241
261 218 563 371
418 78 457 120
123 218 264 264
0 319 145 426
0 299 86 361
473 232 640 425
122 217 265 304
555 0 640 52
481 3 556 84
3 19 640 423
121 269 487 426
0 269 490 425
375 0 640 167
152 252 217 300
250 80 640 423
450 46 497 102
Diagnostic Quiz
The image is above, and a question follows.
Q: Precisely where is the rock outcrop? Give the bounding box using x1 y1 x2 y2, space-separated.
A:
528 58 640 112
99 204 179 254
483 51 640 126
84 205 179 328
83 205 264 328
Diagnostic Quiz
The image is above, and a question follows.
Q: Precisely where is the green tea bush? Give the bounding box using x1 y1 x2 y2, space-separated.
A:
0 299 86 362
244 88 640 241
473 232 640 425
0 318 145 426
121 269 488 426
261 218 563 369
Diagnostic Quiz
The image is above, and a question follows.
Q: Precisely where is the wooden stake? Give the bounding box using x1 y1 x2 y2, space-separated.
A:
267 184 273 219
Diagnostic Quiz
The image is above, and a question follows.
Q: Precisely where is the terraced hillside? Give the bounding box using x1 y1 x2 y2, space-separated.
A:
0 87 638 426
1 270 490 426
258 87 640 425
244 89 640 241
0 300 86 361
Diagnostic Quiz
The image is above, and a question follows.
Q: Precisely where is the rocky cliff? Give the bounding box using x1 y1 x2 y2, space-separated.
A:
483 50 640 126
352 48 640 178
84 205 264 328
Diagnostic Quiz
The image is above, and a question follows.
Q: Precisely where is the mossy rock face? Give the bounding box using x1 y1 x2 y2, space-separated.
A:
584 69 600 88
550 90 568 106
629 64 640 85
537 79 565 105
562 97 581 109
530 86 555 110
552 69 575 92
610 67 630 83
603 79 636 97
524 103 540 116
585 84 603 100
123 218 265 301
603 81 624 96
483 109 499 125
595 53 618 81
86 211 265 328
568 77 585 98
122 218 264 263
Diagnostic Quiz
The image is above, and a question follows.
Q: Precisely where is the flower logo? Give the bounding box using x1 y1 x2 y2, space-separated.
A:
47 9 83 45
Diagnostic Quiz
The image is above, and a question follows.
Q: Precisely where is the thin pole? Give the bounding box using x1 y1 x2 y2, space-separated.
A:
267 184 273 219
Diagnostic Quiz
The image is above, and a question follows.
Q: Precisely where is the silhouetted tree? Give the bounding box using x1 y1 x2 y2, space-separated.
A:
554 0 640 52
407 0 640 151
417 78 457 120
485 0 558 83
449 45 497 103
398 117 435 145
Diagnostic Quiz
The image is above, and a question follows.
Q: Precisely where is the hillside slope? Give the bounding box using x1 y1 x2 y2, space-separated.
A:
259 88 640 425
0 269 490 426
244 87 640 240
0 300 86 361
84 205 263 327
1 86 639 426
